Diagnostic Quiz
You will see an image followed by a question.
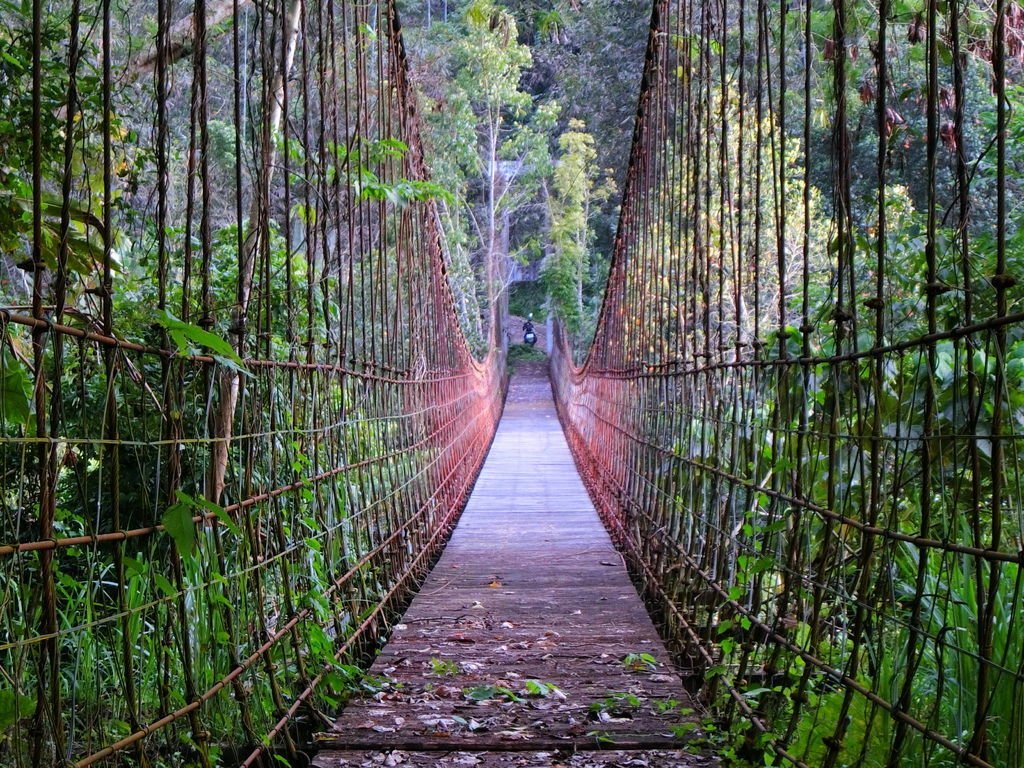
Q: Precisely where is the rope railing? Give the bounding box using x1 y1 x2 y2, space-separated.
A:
552 0 1024 766
0 1 503 765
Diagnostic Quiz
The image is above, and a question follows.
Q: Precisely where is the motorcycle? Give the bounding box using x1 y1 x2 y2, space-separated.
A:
523 318 537 346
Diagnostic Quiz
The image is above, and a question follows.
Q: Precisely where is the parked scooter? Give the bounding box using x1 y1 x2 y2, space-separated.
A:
523 314 537 346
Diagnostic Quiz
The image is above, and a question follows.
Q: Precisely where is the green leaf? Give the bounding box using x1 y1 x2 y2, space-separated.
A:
323 670 350 693
0 689 36 731
524 679 549 696
123 556 146 578
155 310 244 368
176 490 240 537
153 573 177 597
670 722 698 738
368 137 408 162
210 593 232 610
0 50 24 70
0 349 32 426
162 499 197 557
464 684 522 703
212 354 251 376
465 684 498 701
306 623 334 661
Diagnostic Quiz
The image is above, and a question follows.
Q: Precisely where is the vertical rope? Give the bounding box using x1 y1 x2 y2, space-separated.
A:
29 0 60 759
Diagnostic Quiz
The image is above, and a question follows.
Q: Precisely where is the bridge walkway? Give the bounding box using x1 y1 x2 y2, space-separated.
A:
314 364 716 767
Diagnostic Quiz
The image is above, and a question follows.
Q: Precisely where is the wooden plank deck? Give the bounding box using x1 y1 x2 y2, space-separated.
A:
313 364 716 768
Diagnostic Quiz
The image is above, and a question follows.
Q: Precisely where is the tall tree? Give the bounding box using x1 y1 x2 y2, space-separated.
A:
411 0 552 346
542 119 609 338
209 0 303 504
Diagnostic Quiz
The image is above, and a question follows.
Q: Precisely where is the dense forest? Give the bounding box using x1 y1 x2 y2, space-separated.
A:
0 0 517 763
397 0 648 348
2 0 1024 765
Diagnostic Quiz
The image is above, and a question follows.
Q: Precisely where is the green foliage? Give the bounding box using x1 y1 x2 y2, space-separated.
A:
586 729 617 746
0 191 125 277
429 657 459 676
161 493 198 557
0 6 492 765
621 651 658 672
155 309 245 370
464 684 524 703
455 0 533 118
508 281 546 318
409 0 558 349
0 347 31 426
523 679 563 698
507 342 546 365
0 689 35 734
332 138 454 207
651 697 688 715
589 691 642 718
542 119 614 346
0 10 137 305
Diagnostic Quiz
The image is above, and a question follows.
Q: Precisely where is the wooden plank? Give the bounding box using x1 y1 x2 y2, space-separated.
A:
316 735 696 752
315 749 719 767
314 364 716 767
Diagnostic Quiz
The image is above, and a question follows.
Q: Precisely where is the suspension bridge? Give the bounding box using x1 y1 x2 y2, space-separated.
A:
1 0 1022 766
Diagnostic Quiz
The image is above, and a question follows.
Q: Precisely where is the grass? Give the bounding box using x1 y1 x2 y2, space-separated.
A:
508 282 546 319
507 343 546 367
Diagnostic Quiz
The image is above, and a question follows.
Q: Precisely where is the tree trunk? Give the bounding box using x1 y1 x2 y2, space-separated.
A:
208 0 303 505
130 0 253 78
485 117 502 347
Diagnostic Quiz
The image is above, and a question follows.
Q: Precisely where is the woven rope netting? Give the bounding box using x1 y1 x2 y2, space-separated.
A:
0 0 503 764
553 0 1024 765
